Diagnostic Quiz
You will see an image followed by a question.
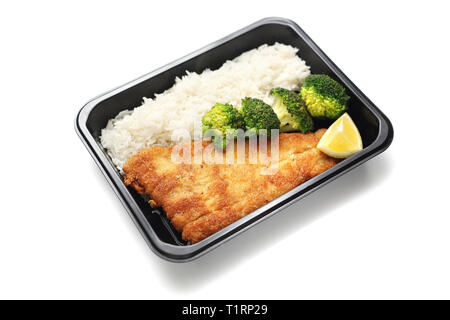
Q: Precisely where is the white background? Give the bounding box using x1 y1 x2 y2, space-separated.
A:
0 0 449 299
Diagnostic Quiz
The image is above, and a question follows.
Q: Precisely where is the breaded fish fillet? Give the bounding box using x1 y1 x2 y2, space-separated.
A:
123 129 337 243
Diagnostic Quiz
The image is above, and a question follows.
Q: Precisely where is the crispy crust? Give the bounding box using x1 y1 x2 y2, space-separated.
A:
123 129 337 243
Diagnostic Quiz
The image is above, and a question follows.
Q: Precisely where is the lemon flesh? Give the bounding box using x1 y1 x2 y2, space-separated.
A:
317 113 363 158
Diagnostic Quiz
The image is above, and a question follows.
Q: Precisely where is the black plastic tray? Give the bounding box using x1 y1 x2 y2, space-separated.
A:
75 17 393 262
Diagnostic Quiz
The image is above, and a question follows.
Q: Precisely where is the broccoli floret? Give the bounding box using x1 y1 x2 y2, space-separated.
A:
202 103 245 149
270 87 314 133
300 74 350 120
240 97 280 136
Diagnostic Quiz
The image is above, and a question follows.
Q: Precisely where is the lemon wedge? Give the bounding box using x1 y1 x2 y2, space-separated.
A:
317 113 363 158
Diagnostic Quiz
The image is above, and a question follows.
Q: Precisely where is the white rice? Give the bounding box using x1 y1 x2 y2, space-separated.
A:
100 43 310 170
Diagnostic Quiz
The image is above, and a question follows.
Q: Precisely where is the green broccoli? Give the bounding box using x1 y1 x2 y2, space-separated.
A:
202 103 245 149
240 97 280 136
269 87 314 133
300 74 350 120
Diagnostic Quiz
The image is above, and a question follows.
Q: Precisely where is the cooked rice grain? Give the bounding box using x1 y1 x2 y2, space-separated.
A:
101 43 310 170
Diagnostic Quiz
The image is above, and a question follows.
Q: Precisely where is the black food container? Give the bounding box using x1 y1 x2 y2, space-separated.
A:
75 17 393 262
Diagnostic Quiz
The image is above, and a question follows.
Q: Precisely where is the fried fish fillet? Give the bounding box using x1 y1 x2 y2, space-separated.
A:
123 129 337 243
